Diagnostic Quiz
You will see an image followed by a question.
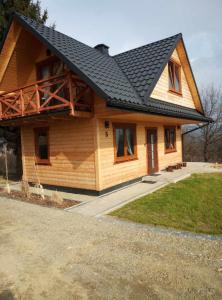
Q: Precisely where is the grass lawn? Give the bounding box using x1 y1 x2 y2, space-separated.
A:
111 173 222 235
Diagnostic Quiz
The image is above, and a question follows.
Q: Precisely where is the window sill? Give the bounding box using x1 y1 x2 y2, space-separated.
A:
35 161 51 166
165 149 177 154
168 89 183 97
114 157 138 164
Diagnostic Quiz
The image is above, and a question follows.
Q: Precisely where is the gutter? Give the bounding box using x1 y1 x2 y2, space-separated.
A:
182 122 212 136
107 100 212 123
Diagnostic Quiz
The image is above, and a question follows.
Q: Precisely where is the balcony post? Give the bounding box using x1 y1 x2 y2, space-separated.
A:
20 89 25 116
35 85 40 113
68 73 75 116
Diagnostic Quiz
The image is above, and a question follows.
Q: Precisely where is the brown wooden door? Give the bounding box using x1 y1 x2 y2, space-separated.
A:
147 128 158 175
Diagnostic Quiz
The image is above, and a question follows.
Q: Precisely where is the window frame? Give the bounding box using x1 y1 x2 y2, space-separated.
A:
34 127 51 165
113 123 137 163
168 59 182 96
164 126 177 154
36 56 64 81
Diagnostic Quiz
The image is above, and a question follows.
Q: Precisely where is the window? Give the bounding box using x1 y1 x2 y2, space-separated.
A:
164 126 176 153
113 124 137 163
36 57 64 81
168 60 182 94
34 128 50 164
36 57 66 105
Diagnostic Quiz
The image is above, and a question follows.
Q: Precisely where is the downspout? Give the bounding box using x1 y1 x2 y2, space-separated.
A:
182 122 210 136
181 122 212 162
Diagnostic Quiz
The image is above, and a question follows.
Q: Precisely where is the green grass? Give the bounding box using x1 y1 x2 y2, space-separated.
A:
111 173 222 235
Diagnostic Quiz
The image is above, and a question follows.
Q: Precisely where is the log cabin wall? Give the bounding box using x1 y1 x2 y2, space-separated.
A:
0 27 62 181
20 94 182 193
21 118 97 190
94 97 182 191
0 24 189 192
150 49 196 109
96 118 182 190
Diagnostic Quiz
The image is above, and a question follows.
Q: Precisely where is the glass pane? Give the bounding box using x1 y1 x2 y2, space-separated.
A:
126 128 134 155
52 61 63 76
115 128 124 157
174 65 180 92
38 133 48 159
165 129 170 149
40 65 50 79
170 129 175 148
39 66 51 102
168 62 174 90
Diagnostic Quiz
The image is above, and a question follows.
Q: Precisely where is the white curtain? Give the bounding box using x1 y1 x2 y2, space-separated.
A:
116 128 123 157
126 128 134 155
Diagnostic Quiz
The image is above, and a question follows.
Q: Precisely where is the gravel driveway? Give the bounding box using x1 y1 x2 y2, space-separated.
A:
0 197 222 300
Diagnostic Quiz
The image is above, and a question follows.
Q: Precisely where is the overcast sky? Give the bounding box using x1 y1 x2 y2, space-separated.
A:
43 0 222 89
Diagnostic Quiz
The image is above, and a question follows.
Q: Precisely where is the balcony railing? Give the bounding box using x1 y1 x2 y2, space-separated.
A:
0 72 93 120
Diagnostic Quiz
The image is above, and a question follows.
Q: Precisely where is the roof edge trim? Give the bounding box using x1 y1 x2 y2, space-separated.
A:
107 99 212 123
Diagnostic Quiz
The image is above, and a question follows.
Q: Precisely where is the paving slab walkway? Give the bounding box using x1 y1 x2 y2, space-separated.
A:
1 162 222 217
67 162 222 217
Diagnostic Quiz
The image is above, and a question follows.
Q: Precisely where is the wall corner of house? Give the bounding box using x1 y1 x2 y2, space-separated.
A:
93 118 102 192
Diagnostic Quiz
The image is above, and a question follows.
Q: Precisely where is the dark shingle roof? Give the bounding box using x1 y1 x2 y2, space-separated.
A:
113 34 181 101
15 13 141 105
4 13 210 122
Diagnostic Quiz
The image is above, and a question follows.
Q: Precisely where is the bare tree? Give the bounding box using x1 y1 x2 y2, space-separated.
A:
183 133 202 161
200 85 222 162
183 85 222 163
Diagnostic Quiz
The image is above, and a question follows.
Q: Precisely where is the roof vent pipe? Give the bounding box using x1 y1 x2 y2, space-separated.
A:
94 44 109 56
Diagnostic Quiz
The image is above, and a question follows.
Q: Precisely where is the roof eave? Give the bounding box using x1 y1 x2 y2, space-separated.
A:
107 100 212 123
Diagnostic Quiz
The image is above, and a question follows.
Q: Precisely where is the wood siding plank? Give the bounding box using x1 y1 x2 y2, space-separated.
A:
21 119 96 190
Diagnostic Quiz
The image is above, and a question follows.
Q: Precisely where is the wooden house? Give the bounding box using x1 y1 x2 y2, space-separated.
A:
0 13 211 195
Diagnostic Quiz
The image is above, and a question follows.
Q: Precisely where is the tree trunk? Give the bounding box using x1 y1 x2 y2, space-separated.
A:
203 142 208 162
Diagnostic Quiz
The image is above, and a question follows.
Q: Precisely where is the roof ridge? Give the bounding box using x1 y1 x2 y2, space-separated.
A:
14 12 99 53
15 13 181 61
113 33 182 57
15 13 143 104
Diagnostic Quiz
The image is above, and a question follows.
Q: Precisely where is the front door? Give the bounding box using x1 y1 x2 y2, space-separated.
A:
147 128 158 175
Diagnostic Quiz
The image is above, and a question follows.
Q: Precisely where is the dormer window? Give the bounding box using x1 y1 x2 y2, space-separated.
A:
168 60 182 95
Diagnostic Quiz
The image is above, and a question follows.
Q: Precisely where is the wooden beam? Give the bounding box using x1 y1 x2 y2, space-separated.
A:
0 21 22 83
68 73 75 116
20 127 27 182
176 41 203 113
93 118 102 191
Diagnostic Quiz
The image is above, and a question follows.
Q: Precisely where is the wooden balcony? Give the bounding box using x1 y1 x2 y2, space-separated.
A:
0 73 93 122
